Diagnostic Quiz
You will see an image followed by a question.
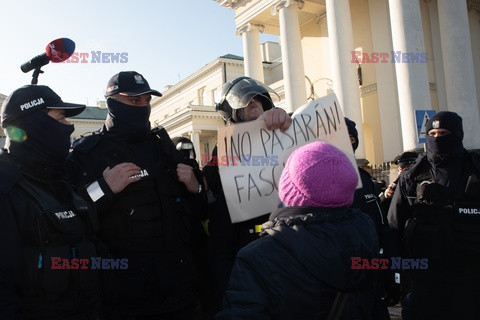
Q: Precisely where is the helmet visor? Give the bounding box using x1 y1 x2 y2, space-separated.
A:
224 78 280 110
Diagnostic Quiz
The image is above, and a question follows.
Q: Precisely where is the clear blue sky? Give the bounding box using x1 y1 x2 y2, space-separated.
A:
0 0 277 105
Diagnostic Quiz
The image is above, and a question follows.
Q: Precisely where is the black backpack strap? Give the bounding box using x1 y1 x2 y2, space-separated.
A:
16 178 61 211
151 126 184 165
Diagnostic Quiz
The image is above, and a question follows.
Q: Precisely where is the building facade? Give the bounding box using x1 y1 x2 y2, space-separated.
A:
69 105 108 141
217 0 480 163
150 50 284 165
153 0 480 166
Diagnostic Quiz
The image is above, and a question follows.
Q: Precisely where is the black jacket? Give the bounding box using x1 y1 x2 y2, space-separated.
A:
216 206 378 320
387 150 480 318
388 150 480 234
203 149 270 305
0 150 100 319
66 127 207 317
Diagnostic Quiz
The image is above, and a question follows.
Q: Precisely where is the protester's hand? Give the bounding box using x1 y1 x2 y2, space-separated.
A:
259 108 292 132
384 183 396 199
102 162 142 194
177 163 200 193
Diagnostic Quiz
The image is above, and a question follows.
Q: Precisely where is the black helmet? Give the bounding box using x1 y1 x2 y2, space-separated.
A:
215 76 279 123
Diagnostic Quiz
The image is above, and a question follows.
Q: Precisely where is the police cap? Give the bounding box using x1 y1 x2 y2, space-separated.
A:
1 85 86 128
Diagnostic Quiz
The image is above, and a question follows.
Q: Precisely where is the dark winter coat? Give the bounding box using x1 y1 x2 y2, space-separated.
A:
216 206 378 320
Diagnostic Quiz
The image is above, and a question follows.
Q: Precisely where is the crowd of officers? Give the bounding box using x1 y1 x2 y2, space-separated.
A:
0 72 479 320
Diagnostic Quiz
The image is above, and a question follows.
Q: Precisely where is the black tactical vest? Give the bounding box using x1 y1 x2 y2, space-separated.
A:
404 155 480 280
91 134 193 254
16 178 99 317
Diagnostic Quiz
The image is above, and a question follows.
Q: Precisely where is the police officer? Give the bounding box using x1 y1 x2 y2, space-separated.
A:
381 152 419 200
66 71 207 319
0 85 100 319
204 76 292 306
379 151 419 211
345 117 394 319
388 111 480 319
171 136 218 319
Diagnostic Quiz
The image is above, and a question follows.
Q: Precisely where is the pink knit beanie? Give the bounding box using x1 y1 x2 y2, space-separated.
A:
279 141 358 208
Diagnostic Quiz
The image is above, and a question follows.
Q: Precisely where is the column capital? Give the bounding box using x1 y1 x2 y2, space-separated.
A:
315 11 327 24
271 0 304 16
236 23 265 36
189 129 202 135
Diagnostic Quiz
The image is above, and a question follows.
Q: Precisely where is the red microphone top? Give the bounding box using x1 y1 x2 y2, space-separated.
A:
45 38 75 62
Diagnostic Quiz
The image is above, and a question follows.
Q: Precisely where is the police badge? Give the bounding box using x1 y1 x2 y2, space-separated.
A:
134 74 145 84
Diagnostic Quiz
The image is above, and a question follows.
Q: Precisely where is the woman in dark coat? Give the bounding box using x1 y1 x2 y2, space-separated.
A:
216 141 378 320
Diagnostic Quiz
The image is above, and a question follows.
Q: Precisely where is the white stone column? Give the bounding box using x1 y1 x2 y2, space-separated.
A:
438 0 480 149
237 23 265 82
426 0 448 111
326 0 365 158
388 0 431 151
272 0 307 114
368 0 402 161
468 4 480 124
189 129 201 164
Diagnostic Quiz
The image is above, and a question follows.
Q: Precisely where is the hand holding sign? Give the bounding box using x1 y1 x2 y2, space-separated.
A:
217 93 360 223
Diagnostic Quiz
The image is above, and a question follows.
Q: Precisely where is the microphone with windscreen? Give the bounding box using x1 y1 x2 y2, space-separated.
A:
20 38 75 84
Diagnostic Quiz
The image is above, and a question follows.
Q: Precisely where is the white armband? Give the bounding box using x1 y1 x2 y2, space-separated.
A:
86 181 105 202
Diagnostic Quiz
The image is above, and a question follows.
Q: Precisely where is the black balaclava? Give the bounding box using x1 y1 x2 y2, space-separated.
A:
425 111 464 163
105 98 151 139
345 117 359 152
424 111 465 193
5 111 74 178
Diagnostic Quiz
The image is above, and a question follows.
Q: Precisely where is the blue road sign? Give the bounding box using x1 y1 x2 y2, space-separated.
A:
415 110 436 143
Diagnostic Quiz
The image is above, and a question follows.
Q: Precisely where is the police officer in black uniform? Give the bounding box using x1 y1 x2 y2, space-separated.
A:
66 71 207 320
379 151 419 212
0 85 100 319
204 76 292 307
171 136 217 320
388 111 480 319
345 117 395 319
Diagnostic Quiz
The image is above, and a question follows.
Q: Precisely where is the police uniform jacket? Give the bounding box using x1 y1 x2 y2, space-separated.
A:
0 149 100 319
66 126 206 316
216 206 378 320
387 149 480 318
388 150 480 278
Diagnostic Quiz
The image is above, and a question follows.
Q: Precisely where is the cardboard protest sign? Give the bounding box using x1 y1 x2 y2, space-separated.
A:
216 93 359 223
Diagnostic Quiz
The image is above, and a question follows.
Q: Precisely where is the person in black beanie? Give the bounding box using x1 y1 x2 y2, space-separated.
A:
388 111 480 319
66 71 208 319
0 85 101 319
344 117 395 319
